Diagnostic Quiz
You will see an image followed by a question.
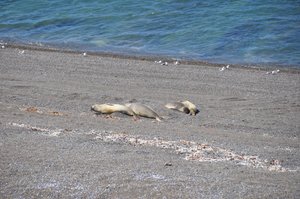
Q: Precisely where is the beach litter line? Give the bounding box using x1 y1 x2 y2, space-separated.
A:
19 106 66 116
91 132 293 172
8 122 70 137
7 122 297 173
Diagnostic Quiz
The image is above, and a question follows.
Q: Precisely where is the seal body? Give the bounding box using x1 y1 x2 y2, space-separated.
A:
165 100 199 115
125 103 162 121
91 103 135 116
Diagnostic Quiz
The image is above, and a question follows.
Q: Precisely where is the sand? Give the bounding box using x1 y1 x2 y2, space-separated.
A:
0 45 299 198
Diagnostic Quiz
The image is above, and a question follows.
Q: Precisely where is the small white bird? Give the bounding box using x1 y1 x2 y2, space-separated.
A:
271 69 280 74
83 52 87 56
219 65 230 71
219 66 225 71
266 69 280 75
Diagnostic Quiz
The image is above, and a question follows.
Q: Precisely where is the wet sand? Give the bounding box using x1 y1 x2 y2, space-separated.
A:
0 46 299 198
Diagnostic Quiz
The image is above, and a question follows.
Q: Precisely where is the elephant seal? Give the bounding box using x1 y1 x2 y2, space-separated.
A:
165 100 199 115
125 103 163 121
91 103 136 116
165 102 190 114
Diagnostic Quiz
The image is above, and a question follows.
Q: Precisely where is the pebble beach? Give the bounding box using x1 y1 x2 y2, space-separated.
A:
0 45 299 198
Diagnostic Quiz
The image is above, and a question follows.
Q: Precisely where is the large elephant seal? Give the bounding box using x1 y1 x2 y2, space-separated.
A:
165 100 199 115
125 103 163 121
91 103 136 116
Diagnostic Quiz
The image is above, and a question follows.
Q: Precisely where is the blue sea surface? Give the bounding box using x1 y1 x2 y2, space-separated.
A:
1 0 300 67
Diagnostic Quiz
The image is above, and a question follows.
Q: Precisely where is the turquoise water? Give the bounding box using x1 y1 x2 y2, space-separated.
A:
1 0 300 67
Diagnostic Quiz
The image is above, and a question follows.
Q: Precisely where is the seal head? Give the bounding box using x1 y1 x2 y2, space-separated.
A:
181 101 199 115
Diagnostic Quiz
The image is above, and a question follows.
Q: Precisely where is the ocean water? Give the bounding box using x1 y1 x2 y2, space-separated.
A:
0 0 300 67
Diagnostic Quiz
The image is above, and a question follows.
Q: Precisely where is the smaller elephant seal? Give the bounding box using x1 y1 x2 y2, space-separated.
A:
181 101 199 115
165 100 199 115
165 102 190 114
91 103 136 116
125 103 163 121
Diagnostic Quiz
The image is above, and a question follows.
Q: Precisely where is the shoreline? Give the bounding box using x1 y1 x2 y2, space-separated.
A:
2 41 300 73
